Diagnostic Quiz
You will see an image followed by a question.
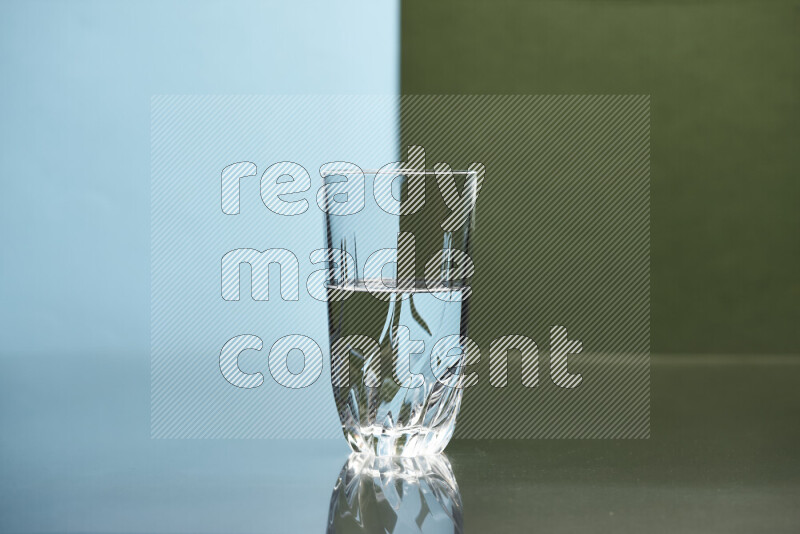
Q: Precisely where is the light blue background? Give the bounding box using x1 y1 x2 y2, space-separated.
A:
150 95 398 438
0 0 398 356
0 1 399 532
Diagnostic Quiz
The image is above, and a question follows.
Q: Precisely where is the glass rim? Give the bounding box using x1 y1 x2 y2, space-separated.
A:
325 168 479 176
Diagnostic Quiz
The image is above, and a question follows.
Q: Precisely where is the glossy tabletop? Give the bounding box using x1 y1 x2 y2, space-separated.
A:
1 355 798 533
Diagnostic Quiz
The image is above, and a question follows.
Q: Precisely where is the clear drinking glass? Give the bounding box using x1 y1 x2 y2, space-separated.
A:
321 164 481 456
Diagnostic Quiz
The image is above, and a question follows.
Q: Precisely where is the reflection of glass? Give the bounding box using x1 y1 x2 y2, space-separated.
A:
323 168 481 456
326 453 463 534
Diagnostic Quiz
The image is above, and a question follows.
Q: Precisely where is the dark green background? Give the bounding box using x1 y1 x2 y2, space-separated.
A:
401 0 799 354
